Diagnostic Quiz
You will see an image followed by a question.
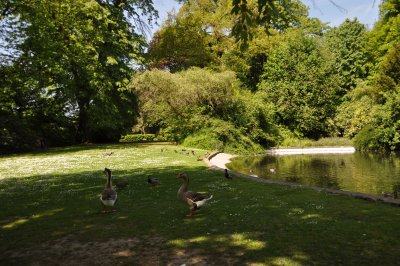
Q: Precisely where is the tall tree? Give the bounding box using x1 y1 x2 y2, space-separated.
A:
148 0 234 72
258 32 340 139
325 19 371 95
0 0 157 146
367 0 400 62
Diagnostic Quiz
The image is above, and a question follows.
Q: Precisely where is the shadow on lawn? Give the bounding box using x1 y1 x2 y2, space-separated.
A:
1 142 178 158
1 166 400 265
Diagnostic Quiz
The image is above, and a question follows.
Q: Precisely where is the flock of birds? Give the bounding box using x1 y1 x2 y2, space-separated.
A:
99 149 400 214
100 167 229 216
100 150 231 216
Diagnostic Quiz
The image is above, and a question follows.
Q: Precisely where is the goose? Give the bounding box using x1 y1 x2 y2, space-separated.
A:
147 176 160 186
224 169 232 179
176 173 213 216
100 168 117 212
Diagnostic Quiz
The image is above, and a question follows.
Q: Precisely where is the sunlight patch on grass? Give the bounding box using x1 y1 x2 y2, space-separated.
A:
168 239 187 248
230 233 266 250
301 214 321 219
2 208 64 229
269 255 308 266
288 208 305 216
168 233 266 251
2 218 29 229
189 236 208 243
113 249 136 257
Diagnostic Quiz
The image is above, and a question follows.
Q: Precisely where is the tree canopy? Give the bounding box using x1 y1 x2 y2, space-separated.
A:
2 0 400 153
0 0 157 151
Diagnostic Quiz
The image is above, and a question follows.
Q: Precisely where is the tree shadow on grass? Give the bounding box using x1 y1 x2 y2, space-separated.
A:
1 166 400 265
0 142 179 158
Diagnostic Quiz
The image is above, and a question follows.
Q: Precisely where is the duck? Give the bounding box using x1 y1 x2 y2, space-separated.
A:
176 173 213 216
224 169 232 179
100 168 117 212
269 168 276 173
115 180 128 190
147 175 160 186
382 191 398 199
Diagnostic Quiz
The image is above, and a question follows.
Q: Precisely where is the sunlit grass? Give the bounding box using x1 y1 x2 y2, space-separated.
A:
0 143 399 265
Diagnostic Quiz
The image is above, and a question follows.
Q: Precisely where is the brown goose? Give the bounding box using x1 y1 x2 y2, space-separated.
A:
176 173 213 216
100 168 117 212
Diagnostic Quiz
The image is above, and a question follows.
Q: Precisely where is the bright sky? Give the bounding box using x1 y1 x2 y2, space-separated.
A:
151 0 381 35
307 0 380 29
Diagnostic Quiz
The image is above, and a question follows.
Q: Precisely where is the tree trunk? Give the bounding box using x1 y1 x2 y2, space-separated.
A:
77 99 90 143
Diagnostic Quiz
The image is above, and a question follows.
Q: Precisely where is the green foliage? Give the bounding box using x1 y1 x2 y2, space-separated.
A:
230 0 308 48
148 0 234 71
346 44 400 151
0 0 157 150
335 82 379 137
367 0 400 62
132 68 280 152
258 32 340 139
120 134 156 143
353 125 386 151
325 19 371 94
119 134 174 143
182 119 264 154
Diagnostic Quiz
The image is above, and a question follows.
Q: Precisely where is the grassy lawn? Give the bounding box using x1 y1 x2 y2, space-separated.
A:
0 143 399 265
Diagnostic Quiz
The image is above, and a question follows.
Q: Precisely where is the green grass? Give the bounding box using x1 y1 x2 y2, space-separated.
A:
0 143 399 265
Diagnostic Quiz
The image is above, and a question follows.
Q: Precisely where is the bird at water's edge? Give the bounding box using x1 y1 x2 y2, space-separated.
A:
176 173 213 216
225 168 232 179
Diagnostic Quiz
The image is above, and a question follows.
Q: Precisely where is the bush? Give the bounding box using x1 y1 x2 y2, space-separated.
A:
353 125 386 151
120 134 175 143
182 120 265 154
182 131 224 151
120 134 155 143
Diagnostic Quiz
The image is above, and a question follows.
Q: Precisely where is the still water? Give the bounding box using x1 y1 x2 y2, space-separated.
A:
227 152 400 196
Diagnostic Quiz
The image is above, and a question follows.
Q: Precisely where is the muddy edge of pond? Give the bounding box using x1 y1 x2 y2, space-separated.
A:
206 151 400 207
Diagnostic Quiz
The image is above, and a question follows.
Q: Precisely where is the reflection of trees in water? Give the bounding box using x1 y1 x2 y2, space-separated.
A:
229 153 400 196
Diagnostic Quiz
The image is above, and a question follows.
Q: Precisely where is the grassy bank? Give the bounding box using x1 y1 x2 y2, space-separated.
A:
0 143 399 265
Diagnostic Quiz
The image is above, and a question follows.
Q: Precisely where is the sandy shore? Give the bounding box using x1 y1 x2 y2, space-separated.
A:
208 153 236 169
209 147 355 169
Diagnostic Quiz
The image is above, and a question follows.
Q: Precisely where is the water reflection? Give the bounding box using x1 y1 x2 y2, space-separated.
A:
227 153 400 196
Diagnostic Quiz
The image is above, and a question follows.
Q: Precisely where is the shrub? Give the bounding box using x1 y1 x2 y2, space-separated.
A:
353 125 386 151
120 134 175 143
120 134 155 143
182 120 265 154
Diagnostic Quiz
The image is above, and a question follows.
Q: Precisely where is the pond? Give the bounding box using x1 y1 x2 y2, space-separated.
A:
227 151 400 197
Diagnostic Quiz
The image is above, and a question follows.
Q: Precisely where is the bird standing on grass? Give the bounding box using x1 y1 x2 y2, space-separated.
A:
176 173 213 216
147 176 160 186
225 169 232 179
100 168 117 212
